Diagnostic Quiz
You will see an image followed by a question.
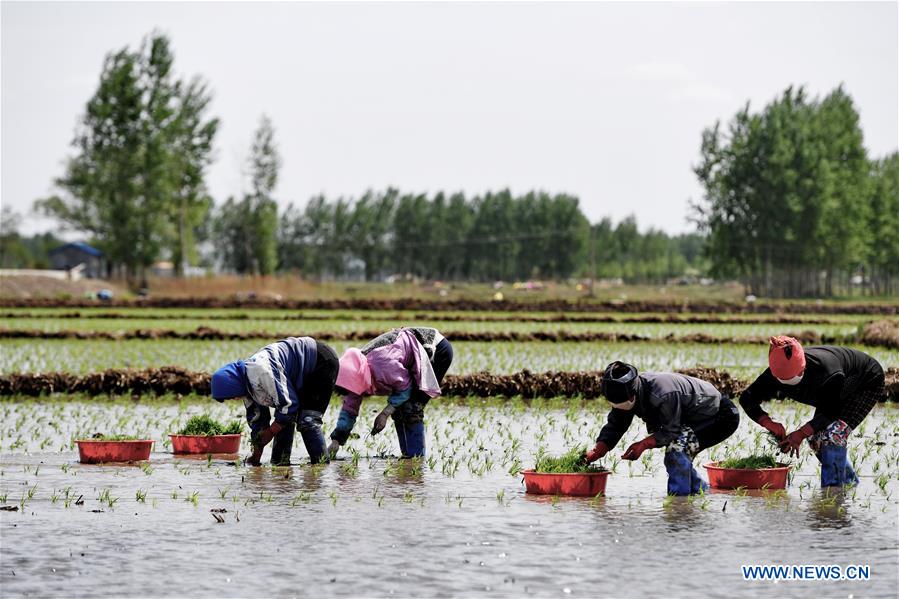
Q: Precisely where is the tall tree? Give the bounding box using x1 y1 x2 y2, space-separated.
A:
35 32 218 285
215 115 280 275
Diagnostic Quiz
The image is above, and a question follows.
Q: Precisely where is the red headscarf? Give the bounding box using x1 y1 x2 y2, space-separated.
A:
768 336 806 383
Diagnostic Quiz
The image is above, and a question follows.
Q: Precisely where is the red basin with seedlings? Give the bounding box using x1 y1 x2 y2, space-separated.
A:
76 439 154 463
522 470 610 497
704 461 791 490
169 434 242 454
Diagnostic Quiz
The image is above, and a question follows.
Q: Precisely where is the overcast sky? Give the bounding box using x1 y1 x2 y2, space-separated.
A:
2 1 897 235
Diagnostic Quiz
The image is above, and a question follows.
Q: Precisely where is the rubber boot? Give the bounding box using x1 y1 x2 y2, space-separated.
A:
664 450 695 496
394 420 409 457
690 467 710 494
299 427 326 464
819 444 859 488
404 421 426 458
270 426 295 466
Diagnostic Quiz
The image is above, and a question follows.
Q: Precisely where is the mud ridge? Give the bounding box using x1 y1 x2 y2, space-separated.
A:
2 367 896 400
1 297 895 315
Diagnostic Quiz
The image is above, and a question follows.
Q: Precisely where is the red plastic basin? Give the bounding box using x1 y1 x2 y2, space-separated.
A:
76 439 153 463
169 434 242 454
522 470 610 497
704 461 791 490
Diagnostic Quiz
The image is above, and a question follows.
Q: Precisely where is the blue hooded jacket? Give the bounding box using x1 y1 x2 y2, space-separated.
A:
211 337 318 434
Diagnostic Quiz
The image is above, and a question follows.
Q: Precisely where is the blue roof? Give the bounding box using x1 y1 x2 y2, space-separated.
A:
50 242 103 257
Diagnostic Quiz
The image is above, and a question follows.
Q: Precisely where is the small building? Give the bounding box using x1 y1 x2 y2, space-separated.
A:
49 242 105 278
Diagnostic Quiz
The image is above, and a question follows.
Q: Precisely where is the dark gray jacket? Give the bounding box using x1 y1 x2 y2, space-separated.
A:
739 346 884 431
597 372 722 447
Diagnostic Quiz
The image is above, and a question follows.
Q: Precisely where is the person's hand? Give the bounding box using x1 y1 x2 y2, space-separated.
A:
258 422 284 448
371 405 397 436
621 436 657 460
585 441 610 463
778 424 814 457
327 439 341 458
758 415 786 441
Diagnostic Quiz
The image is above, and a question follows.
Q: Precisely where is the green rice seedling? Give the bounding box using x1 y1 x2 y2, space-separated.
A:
135 489 147 502
718 455 779 469
0 493 7 503
186 491 200 505
290 491 311 506
218 487 229 499
89 434 144 441
140 463 154 476
50 490 60 504
534 446 605 473
178 414 242 436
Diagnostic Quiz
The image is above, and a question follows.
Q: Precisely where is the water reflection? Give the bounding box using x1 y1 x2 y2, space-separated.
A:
807 490 853 529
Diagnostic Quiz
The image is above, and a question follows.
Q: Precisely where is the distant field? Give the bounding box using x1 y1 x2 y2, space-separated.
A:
1 305 895 392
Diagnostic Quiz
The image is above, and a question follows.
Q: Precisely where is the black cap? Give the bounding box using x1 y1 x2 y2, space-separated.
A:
601 361 639 403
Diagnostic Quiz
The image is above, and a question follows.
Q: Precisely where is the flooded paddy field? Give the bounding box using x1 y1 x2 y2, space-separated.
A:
2 397 897 597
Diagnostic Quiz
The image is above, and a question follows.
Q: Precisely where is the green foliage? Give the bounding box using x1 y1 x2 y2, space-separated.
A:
214 115 279 275
534 446 604 473
87 434 145 441
693 84 896 297
178 414 242 436
0 208 63 269
718 455 778 469
35 32 218 286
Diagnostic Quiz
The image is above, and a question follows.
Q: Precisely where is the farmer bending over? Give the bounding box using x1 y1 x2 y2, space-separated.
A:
740 336 885 488
210 337 339 465
328 327 453 458
583 361 739 496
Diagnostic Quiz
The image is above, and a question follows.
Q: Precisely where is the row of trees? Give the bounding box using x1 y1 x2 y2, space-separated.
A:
23 33 896 294
223 183 705 283
693 86 898 297
22 31 705 285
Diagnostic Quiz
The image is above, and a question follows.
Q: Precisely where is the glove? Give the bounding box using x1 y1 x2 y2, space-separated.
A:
621 436 657 460
371 404 396 436
245 446 263 466
257 422 284 448
585 441 610 463
327 439 341 458
757 415 786 440
778 423 814 457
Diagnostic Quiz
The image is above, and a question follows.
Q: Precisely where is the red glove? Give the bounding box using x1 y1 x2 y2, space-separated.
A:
622 436 657 460
778 423 814 457
757 415 786 440
585 441 610 463
257 422 284 448
245 446 263 466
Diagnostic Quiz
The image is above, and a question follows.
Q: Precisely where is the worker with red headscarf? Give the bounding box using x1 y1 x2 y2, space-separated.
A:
739 336 885 487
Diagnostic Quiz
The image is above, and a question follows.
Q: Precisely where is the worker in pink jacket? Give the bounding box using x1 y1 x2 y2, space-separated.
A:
327 327 453 458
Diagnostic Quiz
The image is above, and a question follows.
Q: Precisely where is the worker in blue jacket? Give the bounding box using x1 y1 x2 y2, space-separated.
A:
210 337 338 465
583 361 739 495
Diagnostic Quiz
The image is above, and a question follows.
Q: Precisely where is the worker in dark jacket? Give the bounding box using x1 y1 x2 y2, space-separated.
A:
583 361 739 495
210 337 339 466
740 336 885 487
